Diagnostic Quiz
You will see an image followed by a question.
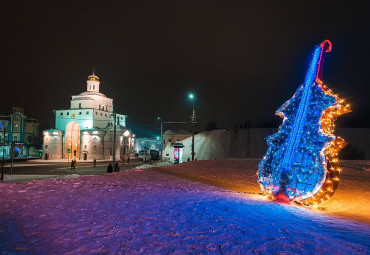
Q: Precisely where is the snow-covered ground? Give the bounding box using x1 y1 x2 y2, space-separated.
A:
0 159 369 254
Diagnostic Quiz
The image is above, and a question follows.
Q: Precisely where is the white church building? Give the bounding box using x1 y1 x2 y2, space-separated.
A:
42 71 134 160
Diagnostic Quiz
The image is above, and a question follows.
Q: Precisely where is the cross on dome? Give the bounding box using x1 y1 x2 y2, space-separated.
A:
88 68 99 82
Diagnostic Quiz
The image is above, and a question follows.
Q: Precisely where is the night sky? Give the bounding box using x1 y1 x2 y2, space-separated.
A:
1 1 369 136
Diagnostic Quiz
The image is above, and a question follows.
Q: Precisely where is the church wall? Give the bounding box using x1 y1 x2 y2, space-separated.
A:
93 110 114 129
70 100 95 109
70 95 113 111
116 114 127 127
55 110 94 131
80 130 105 160
102 129 132 160
92 95 113 112
42 130 63 159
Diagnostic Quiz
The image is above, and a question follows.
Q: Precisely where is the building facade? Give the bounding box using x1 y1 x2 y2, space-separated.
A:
163 129 192 147
42 72 134 160
134 137 161 152
0 107 40 157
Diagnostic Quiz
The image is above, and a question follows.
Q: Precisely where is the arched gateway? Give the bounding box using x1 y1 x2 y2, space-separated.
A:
65 121 80 159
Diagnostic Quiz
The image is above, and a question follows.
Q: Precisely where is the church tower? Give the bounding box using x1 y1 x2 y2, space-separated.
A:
86 70 100 92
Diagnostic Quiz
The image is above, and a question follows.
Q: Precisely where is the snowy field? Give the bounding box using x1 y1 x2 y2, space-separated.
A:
0 159 369 254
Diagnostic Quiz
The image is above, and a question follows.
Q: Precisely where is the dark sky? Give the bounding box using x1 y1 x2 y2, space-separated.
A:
1 1 369 136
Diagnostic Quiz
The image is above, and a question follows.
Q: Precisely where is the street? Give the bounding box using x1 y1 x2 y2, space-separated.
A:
1 158 146 181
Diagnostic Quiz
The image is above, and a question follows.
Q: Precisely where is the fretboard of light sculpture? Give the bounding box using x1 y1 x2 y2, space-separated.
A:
258 40 351 206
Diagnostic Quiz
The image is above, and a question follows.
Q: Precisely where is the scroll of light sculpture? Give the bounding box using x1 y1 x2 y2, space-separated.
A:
258 40 351 206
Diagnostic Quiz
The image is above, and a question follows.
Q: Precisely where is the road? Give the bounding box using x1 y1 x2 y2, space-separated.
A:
0 158 147 180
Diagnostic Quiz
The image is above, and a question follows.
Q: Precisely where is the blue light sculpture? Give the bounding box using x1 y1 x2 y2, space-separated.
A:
258 40 351 206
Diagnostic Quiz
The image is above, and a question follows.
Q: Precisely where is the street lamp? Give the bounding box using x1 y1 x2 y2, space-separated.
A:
1 126 5 180
111 105 117 168
188 93 197 161
188 93 195 112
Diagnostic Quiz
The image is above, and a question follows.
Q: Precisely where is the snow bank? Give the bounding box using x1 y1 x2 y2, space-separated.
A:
163 128 370 160
0 159 369 254
158 159 370 224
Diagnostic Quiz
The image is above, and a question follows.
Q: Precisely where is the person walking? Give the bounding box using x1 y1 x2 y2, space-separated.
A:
114 163 120 172
73 159 76 169
70 159 74 169
93 158 96 167
107 163 113 173
127 156 130 164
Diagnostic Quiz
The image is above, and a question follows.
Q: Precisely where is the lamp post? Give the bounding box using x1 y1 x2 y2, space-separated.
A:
188 93 197 161
112 107 117 168
158 117 163 162
1 127 5 181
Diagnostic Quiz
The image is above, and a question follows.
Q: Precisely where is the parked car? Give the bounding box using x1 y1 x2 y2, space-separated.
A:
137 149 159 161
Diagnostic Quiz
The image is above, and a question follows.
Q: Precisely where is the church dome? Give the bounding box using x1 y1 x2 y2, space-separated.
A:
87 71 99 82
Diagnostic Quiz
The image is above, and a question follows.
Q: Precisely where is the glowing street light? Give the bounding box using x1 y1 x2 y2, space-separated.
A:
188 93 197 161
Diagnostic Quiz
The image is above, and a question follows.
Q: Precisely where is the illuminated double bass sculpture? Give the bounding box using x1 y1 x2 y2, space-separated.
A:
258 40 351 206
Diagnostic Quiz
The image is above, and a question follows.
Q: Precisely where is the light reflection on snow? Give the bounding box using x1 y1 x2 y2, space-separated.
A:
0 159 369 254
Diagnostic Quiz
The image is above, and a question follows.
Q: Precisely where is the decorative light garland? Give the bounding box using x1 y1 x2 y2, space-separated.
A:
258 40 351 206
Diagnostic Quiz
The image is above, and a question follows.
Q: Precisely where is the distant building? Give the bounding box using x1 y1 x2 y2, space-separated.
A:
42 71 134 160
163 129 192 147
134 137 161 152
0 107 40 157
